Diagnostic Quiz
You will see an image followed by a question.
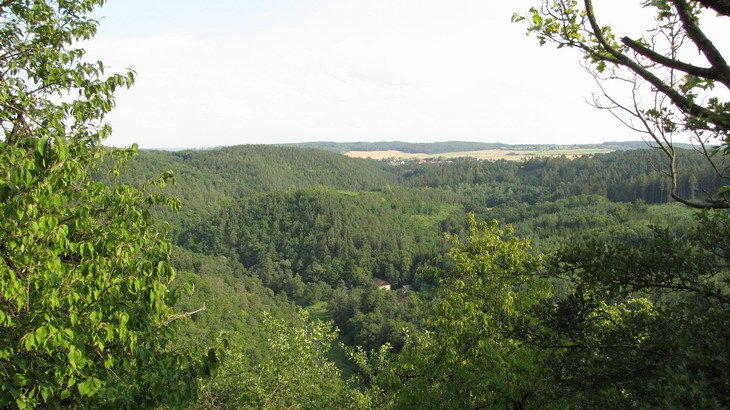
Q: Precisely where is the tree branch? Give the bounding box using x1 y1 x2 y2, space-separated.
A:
696 0 730 18
671 0 730 88
158 304 206 328
621 36 716 79
584 0 730 132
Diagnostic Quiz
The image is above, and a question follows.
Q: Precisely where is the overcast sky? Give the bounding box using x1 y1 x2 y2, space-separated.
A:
85 0 703 149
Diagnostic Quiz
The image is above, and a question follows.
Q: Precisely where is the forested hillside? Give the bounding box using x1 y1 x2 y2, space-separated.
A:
112 143 725 408
12 135 727 407
179 189 444 296
104 145 721 221
97 145 400 231
394 148 721 204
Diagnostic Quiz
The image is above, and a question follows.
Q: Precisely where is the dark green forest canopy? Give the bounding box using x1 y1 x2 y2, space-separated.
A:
178 188 446 290
108 144 399 194
99 145 716 307
393 148 723 204
102 145 723 221
161 146 709 359
9 134 726 408
97 145 401 229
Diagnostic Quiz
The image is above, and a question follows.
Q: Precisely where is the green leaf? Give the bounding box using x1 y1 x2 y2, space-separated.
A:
67 348 82 370
77 377 101 397
40 387 50 403
34 327 48 346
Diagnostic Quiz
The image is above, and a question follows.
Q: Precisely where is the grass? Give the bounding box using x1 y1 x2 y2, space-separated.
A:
411 204 461 228
306 301 330 321
305 301 360 381
326 343 360 381
344 148 614 161
336 189 360 197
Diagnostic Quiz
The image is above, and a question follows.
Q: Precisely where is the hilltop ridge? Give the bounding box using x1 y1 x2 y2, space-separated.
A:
280 140 682 154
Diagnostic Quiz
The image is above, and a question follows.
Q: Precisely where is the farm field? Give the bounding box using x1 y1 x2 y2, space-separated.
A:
344 148 614 160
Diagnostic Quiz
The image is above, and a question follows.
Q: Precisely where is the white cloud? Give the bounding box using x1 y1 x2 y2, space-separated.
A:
87 0 694 148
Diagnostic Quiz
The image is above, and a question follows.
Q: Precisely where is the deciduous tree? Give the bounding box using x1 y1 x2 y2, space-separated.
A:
0 1 216 407
374 216 557 409
515 0 729 208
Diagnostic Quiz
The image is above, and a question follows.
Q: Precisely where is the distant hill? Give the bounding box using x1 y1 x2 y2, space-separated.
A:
100 141 708 231
282 140 697 154
282 141 505 154
597 140 698 150
178 188 444 291
99 144 400 224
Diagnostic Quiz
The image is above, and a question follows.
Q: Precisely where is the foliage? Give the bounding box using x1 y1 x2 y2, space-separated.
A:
170 246 299 363
486 195 695 252
98 145 402 233
531 210 730 407
515 0 729 207
195 313 366 409
329 285 420 352
373 215 556 409
5 0 728 407
179 188 446 300
510 3 730 400
105 144 724 239
393 149 723 206
0 1 215 407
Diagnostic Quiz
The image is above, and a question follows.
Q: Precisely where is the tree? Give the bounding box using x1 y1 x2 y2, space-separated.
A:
511 4 730 405
1 1 216 407
530 211 730 407
194 313 365 409
514 0 729 208
374 216 557 409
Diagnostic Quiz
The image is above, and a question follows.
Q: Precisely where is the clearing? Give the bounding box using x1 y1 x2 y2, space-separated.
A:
344 148 613 161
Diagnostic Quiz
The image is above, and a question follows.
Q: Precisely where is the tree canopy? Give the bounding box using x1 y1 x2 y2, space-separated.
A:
1 1 216 407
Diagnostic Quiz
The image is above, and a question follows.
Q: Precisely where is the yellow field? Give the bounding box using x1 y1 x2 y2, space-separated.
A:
344 148 613 161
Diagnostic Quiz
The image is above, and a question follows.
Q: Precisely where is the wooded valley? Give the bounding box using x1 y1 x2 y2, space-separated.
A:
2 0 729 408
101 145 728 408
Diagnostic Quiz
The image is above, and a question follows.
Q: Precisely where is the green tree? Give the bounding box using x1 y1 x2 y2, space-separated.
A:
532 211 730 407
195 313 365 409
0 1 216 407
514 3 730 404
515 0 729 208
374 215 556 409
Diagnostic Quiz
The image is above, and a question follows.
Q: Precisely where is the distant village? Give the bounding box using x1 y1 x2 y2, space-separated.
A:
384 158 454 166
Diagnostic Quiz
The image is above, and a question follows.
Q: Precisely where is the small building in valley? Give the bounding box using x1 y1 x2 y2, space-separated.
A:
373 278 391 291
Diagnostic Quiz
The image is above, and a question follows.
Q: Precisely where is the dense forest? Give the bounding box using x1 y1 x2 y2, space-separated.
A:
103 144 726 408
2 0 729 408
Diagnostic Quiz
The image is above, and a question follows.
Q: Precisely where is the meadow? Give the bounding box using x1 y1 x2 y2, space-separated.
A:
344 148 614 160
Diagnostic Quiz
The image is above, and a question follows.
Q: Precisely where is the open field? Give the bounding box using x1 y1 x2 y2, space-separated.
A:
344 148 613 161
306 302 359 380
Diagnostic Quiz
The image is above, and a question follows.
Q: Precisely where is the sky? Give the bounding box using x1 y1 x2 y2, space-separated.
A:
83 0 713 149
